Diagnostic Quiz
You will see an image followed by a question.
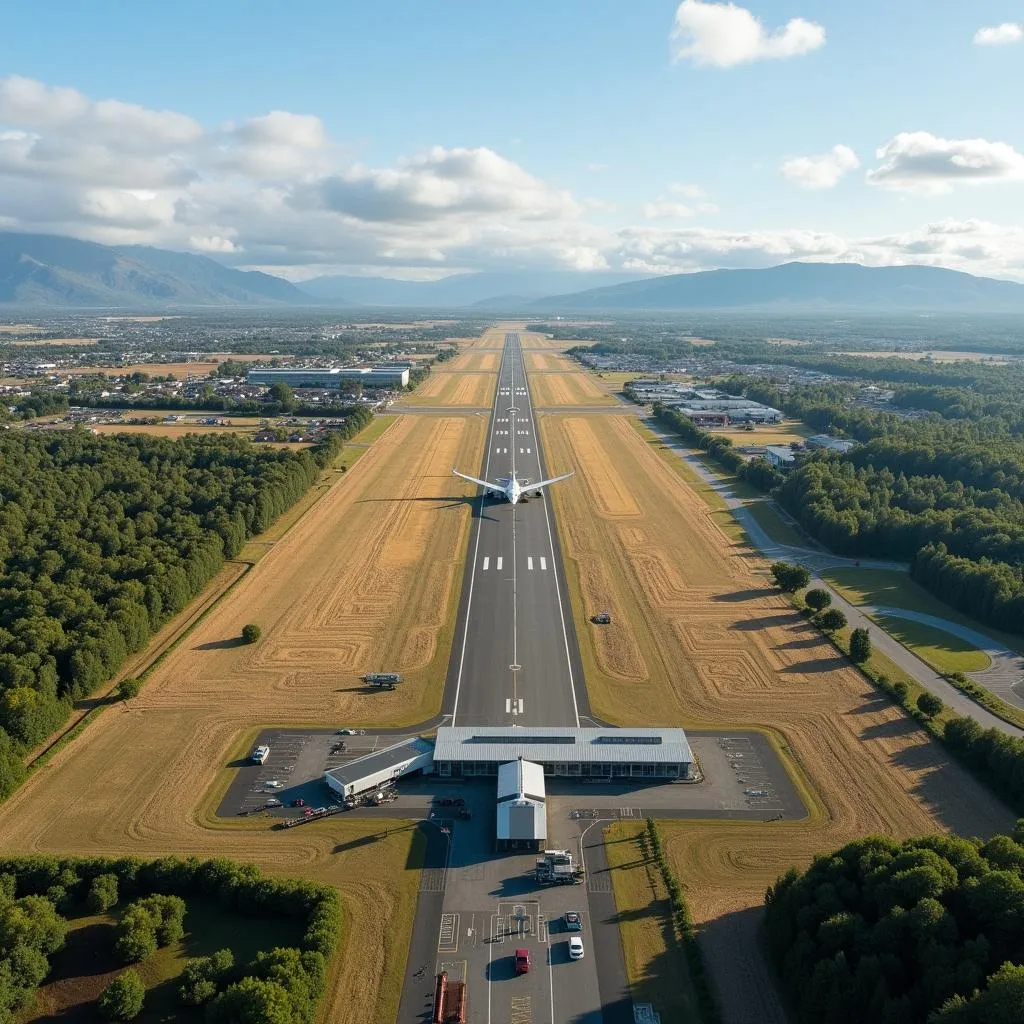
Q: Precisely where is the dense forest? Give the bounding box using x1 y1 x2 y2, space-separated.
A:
764 829 1024 1024
0 854 339 1023
0 422 361 799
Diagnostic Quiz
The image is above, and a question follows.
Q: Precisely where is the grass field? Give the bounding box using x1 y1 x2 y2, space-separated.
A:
838 349 1014 363
405 372 495 406
441 350 500 372
875 614 991 674
530 371 612 407
821 567 1023 654
0 409 482 1024
524 352 578 372
11 337 99 346
718 423 811 446
742 500 807 548
540 411 1014 1023
605 821 706 1023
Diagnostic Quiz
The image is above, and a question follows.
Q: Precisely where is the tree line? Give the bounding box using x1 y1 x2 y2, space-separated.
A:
0 424 360 800
764 828 1024 1024
0 853 340 1023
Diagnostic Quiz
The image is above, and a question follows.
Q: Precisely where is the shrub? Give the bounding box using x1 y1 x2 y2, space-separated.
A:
917 692 944 718
117 678 141 701
179 948 234 1006
98 970 145 1020
893 680 909 702
814 607 847 632
849 627 871 663
114 905 158 963
241 623 262 645
804 588 832 611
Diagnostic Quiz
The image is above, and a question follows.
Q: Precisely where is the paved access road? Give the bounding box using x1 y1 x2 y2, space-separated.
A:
447 333 592 728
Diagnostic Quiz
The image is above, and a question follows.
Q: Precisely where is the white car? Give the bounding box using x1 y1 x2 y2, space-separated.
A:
568 937 584 960
264 780 283 789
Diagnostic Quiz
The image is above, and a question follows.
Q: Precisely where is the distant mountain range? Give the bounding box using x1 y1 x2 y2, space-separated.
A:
299 270 646 307
0 233 311 307
530 261 1024 312
3 232 1024 312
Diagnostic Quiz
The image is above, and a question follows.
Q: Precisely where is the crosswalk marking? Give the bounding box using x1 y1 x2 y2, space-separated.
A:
483 556 490 570
540 557 547 571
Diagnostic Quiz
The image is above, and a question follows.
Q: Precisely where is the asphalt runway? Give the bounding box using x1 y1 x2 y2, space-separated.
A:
445 333 592 728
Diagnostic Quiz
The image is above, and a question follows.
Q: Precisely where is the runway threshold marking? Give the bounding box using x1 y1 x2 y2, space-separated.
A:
483 556 490 571
527 556 533 570
497 556 504 570
539 557 547 570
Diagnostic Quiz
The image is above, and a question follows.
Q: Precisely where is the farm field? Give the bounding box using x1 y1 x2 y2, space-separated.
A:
405 371 495 406
0 409 483 1023
10 336 98 346
530 371 612 407
64 360 263 377
540 412 1014 1023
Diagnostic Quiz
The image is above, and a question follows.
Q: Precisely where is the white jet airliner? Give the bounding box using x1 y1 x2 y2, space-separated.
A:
452 466 574 504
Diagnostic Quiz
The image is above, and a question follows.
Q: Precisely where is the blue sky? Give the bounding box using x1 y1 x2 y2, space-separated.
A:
1 1 1023 279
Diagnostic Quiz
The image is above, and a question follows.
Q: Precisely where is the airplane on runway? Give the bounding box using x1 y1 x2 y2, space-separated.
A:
451 467 574 504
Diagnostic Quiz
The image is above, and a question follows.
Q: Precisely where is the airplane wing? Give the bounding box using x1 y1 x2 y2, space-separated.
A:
530 469 575 491
453 468 502 491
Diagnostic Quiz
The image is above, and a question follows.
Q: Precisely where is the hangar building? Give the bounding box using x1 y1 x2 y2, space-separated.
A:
324 736 433 799
496 757 547 850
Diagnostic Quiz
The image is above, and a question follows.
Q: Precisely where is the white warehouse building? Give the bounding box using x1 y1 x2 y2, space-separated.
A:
496 757 547 850
247 366 410 389
324 737 434 799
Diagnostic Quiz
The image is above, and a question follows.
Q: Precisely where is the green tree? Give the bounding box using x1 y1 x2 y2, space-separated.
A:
117 678 141 701
98 970 145 1021
770 562 811 592
850 628 872 663
86 873 119 913
241 623 262 645
179 948 234 1006
207 976 295 1024
893 680 909 702
815 608 847 632
268 381 296 411
917 692 944 718
804 588 832 612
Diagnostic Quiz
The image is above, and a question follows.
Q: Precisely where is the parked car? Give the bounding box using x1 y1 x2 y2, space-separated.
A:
514 949 531 975
264 780 283 789
568 937 584 960
291 798 305 807
264 798 281 807
337 728 357 735
564 911 582 931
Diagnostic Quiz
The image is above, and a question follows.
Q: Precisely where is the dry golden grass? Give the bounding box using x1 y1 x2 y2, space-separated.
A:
442 351 500 372
838 349 1013 363
0 324 43 332
405 372 495 406
91 424 256 439
541 412 1014 1023
530 371 612 407
0 412 486 1024
717 423 812 446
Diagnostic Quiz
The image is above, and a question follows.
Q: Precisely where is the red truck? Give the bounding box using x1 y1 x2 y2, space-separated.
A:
432 972 466 1024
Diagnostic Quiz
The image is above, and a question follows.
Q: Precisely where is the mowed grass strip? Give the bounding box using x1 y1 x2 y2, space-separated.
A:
605 821 706 1024
822 567 1024 655
875 614 991 674
742 500 807 548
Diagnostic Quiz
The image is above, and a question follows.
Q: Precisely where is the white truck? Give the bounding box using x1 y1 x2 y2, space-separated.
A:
250 744 270 765
535 849 583 885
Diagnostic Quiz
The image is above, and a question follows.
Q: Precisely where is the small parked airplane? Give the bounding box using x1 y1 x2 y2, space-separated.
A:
452 467 574 504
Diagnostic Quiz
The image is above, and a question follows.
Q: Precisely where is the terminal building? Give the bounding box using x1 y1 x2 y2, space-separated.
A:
322 726 694 798
247 366 410 389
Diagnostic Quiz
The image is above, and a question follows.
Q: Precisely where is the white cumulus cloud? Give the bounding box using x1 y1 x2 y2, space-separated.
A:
780 144 859 189
670 0 826 68
974 22 1023 45
867 131 1024 193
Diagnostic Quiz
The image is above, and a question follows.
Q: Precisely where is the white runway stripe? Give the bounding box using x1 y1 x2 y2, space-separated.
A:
527 557 533 570
540 557 547 570
482 556 490 570
496 556 503 570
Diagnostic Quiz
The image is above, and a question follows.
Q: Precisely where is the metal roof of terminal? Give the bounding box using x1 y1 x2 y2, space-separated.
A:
434 727 692 765
324 736 434 787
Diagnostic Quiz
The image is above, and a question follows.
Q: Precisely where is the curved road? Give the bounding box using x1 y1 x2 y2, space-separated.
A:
648 420 1024 739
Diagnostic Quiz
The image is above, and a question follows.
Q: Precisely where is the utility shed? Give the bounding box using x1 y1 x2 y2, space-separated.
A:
496 758 547 850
